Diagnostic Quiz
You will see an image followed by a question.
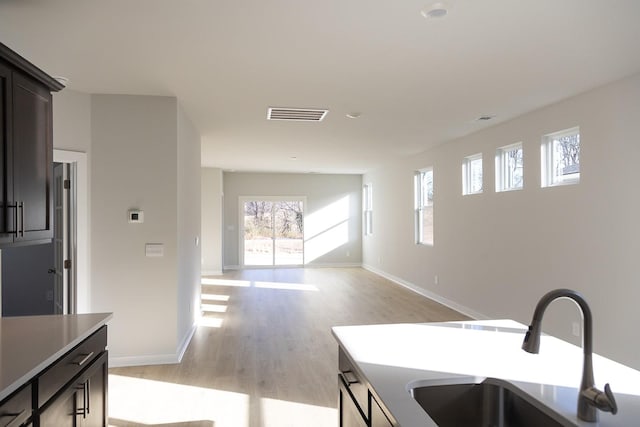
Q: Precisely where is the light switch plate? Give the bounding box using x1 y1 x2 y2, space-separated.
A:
145 243 164 257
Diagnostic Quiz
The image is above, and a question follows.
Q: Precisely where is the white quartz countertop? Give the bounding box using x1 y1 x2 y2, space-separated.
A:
0 313 112 401
332 319 640 427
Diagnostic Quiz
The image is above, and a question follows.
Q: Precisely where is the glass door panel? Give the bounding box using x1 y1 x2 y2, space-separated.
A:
242 199 304 266
243 201 274 265
274 201 304 265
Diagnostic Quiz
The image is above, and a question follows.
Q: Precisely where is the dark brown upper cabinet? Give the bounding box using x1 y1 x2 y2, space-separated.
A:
0 42 64 247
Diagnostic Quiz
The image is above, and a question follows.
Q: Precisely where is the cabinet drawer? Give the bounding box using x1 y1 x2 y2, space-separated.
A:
37 326 107 407
338 347 368 419
0 383 32 427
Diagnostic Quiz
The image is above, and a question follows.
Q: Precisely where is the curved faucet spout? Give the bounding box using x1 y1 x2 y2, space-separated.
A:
521 288 617 422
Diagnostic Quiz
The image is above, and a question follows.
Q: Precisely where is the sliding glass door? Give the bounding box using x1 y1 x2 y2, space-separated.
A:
242 198 304 266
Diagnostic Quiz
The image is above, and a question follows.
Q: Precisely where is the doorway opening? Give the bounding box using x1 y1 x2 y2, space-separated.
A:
240 198 305 266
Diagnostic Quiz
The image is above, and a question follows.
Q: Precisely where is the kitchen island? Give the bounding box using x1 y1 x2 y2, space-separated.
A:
333 319 640 427
0 313 112 426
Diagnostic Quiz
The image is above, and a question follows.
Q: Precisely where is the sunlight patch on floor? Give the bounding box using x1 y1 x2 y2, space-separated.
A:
109 375 249 427
198 317 224 328
202 278 251 287
202 293 230 302
202 303 228 313
260 397 337 427
254 281 319 291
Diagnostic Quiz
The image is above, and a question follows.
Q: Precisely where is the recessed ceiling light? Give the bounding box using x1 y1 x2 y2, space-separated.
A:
421 2 450 19
289 156 298 160
346 112 362 119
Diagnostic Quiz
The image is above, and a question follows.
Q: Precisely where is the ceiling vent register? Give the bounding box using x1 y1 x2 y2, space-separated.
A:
267 107 328 122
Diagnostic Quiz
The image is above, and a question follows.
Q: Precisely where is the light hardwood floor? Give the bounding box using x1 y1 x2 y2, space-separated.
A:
108 267 468 427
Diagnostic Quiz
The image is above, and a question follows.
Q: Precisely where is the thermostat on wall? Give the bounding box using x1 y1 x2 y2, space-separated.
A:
128 210 144 223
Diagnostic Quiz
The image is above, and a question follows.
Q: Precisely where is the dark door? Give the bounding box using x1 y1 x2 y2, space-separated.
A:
11 71 53 242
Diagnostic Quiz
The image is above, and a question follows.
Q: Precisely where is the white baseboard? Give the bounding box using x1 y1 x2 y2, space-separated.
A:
109 322 197 368
223 262 362 270
202 269 224 276
362 264 487 320
109 353 179 368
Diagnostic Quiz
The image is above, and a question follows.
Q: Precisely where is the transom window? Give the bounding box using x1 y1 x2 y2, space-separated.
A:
415 168 434 246
541 127 580 187
496 143 523 192
462 153 483 195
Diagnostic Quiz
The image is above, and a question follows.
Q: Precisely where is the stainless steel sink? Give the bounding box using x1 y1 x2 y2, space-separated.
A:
408 377 575 427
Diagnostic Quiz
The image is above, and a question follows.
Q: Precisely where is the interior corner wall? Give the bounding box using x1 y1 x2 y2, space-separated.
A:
176 103 202 353
90 94 179 365
201 167 223 275
363 72 640 369
223 172 362 268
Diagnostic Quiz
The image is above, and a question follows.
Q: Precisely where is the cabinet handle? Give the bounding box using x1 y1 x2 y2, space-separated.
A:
339 370 359 386
7 203 18 235
76 382 88 418
19 202 24 237
2 409 28 427
86 378 91 415
72 352 94 366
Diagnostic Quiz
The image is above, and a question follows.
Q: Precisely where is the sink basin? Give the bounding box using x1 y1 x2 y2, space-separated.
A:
408 377 575 427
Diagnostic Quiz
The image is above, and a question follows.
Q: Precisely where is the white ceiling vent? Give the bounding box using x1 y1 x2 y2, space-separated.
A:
267 107 328 122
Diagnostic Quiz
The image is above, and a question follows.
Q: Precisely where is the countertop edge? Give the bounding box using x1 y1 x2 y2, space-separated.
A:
0 313 113 402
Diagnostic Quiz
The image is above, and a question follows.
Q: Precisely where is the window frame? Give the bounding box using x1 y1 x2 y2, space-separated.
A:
363 183 373 236
462 153 483 195
414 167 434 246
541 126 580 188
495 142 524 192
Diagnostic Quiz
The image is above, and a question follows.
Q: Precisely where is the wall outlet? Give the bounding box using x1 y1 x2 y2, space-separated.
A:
46 290 53 301
434 275 439 285
346 251 350 257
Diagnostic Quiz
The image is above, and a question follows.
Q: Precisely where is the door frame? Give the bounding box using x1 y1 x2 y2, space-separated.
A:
238 196 306 267
53 149 88 313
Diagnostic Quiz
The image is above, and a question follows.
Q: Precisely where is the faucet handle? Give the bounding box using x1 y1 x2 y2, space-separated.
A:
599 383 618 415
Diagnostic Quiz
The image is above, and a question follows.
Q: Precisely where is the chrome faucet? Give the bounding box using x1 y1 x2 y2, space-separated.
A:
522 288 617 422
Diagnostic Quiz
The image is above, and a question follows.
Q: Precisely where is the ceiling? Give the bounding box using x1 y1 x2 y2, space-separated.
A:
1 0 639 174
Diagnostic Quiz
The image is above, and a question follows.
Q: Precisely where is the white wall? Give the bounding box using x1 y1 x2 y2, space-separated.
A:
90 94 180 365
52 89 92 312
176 103 201 356
364 72 640 369
201 167 223 275
223 172 362 268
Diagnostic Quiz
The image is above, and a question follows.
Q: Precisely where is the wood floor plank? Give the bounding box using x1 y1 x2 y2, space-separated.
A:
109 267 468 427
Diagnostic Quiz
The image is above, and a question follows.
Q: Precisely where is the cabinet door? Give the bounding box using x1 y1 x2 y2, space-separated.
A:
38 383 77 427
0 62 14 245
11 71 53 243
339 376 367 427
371 395 394 427
78 352 108 427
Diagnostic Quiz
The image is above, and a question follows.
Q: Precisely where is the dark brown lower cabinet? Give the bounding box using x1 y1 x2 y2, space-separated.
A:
371 395 393 427
39 351 108 427
339 375 367 427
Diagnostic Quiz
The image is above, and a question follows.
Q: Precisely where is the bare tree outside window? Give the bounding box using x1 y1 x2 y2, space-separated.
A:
542 127 580 187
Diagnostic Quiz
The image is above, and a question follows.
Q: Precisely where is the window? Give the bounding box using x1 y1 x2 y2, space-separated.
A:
541 127 580 187
496 142 523 192
363 183 373 236
415 168 433 245
462 153 483 195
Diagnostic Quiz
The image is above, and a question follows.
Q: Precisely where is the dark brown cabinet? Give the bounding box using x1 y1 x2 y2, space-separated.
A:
39 352 108 427
0 42 63 247
337 346 397 427
0 325 108 427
